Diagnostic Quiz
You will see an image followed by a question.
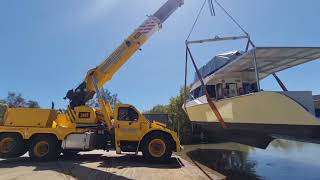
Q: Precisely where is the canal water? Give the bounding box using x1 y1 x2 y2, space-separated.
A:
182 140 320 180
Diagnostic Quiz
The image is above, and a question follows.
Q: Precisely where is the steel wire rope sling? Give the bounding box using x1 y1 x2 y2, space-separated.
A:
183 0 258 129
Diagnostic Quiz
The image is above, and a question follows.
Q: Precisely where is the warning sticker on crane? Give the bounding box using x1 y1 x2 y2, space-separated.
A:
137 16 160 37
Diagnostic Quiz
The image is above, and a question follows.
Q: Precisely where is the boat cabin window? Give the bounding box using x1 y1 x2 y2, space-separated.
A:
216 83 223 100
191 85 217 99
243 83 258 94
251 83 258 92
243 83 251 94
193 87 201 98
191 86 206 99
206 85 216 98
190 82 250 100
225 83 238 98
315 109 320 118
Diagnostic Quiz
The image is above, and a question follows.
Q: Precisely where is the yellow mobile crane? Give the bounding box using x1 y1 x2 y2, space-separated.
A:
0 0 183 162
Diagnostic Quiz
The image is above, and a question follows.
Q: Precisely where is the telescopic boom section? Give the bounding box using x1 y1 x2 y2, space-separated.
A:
88 0 184 91
65 0 184 107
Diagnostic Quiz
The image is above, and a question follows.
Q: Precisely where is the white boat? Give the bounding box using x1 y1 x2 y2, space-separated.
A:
185 47 320 148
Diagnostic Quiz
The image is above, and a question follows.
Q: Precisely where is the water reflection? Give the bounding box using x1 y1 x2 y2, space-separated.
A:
188 149 263 180
183 139 320 180
269 139 304 151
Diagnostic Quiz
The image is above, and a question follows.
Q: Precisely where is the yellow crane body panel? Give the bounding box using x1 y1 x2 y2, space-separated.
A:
4 108 57 128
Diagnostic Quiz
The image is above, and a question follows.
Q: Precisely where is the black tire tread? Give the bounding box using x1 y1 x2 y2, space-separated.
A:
28 135 61 161
141 132 173 163
0 133 26 158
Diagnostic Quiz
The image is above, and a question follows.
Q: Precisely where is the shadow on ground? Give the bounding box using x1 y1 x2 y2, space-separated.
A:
0 153 184 180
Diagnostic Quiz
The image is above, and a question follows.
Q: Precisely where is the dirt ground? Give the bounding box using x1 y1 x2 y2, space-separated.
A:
0 150 225 180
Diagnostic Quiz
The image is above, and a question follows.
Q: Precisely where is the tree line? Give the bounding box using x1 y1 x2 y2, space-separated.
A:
0 89 120 109
86 89 120 109
0 92 40 108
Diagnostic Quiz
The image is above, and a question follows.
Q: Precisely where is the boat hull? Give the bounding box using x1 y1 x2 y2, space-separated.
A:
186 91 320 148
192 121 320 148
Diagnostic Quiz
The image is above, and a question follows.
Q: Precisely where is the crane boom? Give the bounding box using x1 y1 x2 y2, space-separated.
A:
66 0 184 107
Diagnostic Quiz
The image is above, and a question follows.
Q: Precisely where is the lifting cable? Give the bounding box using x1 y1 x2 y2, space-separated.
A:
184 0 252 129
183 0 207 127
208 0 216 16
213 0 249 36
186 0 208 40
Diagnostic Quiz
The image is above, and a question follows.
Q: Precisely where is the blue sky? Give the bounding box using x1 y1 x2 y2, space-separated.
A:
0 0 320 111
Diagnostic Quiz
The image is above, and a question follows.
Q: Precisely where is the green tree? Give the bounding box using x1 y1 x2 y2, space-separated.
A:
0 99 6 104
168 87 192 144
87 89 120 109
6 92 26 108
26 100 40 108
1 92 40 108
147 104 168 113
148 86 192 144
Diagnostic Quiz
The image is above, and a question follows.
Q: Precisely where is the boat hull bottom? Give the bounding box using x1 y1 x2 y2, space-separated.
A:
192 122 320 149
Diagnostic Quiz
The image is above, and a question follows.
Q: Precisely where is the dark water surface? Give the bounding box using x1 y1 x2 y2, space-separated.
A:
183 140 320 180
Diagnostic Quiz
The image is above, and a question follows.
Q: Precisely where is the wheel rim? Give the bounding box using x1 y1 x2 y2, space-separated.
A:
0 137 15 153
148 138 166 158
34 141 49 157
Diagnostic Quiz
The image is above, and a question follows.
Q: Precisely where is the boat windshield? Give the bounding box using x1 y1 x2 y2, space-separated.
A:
193 51 243 83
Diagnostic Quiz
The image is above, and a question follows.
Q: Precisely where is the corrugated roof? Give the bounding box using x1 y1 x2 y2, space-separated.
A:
192 47 320 91
215 47 320 78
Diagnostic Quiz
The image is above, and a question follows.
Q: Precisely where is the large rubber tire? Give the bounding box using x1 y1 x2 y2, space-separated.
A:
0 133 27 158
141 132 173 163
29 135 61 161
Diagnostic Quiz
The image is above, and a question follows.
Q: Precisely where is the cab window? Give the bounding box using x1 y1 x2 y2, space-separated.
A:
118 107 139 121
